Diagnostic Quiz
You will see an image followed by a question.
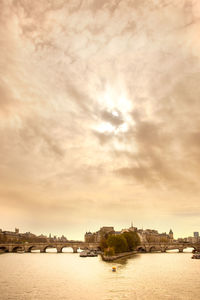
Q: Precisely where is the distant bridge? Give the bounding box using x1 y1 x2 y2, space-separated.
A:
0 241 100 253
137 242 200 253
0 241 200 253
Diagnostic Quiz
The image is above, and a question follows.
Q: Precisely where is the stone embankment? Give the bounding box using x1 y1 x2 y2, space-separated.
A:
101 251 137 262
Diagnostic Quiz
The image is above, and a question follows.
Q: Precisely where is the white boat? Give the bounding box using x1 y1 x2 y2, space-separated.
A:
80 250 98 257
87 251 97 257
79 251 88 257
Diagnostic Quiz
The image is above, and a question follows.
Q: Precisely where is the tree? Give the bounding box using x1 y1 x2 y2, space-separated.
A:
107 235 128 253
100 237 108 251
122 232 140 251
104 247 115 256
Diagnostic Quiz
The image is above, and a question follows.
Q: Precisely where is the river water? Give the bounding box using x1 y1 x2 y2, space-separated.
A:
0 251 200 300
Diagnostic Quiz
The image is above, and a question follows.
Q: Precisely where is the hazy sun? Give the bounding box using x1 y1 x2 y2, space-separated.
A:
102 84 132 114
96 84 132 134
97 122 128 134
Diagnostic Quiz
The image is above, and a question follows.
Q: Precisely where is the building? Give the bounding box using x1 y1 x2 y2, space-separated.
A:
84 231 94 243
0 228 20 242
84 224 174 245
85 226 115 243
0 228 53 243
22 232 35 238
187 236 197 243
169 229 174 240
193 232 199 242
60 235 68 242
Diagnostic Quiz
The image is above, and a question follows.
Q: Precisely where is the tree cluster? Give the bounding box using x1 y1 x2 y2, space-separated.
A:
100 231 140 255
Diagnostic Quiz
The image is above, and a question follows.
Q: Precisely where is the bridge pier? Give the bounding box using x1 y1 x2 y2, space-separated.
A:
24 245 32 253
8 246 13 253
160 244 167 253
57 247 62 253
145 246 150 253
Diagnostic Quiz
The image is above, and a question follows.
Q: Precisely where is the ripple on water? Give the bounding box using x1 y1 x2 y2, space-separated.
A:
0 253 200 300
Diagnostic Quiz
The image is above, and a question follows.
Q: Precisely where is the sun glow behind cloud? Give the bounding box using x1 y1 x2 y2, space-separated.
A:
96 121 128 134
95 84 133 134
98 84 133 114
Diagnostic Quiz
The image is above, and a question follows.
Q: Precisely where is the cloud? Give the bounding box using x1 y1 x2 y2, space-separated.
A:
1 0 200 238
100 109 124 126
92 130 114 145
19 116 65 157
114 72 200 190
0 80 21 117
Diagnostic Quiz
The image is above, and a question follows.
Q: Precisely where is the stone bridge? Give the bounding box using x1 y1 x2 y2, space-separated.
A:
137 242 200 253
0 241 100 253
1 241 200 253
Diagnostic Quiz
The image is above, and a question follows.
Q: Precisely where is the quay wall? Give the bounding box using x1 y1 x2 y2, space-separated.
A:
101 251 137 262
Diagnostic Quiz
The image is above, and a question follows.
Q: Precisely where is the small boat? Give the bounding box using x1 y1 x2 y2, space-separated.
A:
79 251 88 257
191 254 200 259
80 250 98 257
87 251 97 257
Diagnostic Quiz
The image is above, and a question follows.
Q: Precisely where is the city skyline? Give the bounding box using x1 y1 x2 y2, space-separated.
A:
0 224 199 242
1 1 200 240
0 222 199 242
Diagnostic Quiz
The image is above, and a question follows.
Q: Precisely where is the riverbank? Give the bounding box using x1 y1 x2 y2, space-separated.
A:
101 250 137 261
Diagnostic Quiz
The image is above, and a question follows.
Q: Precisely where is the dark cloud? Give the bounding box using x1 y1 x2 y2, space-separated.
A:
101 109 124 126
92 130 114 145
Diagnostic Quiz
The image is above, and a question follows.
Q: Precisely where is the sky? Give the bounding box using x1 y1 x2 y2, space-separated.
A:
1 0 200 240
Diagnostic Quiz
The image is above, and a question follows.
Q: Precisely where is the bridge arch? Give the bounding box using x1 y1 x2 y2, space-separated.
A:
137 247 146 253
0 246 9 253
149 246 157 253
59 246 74 253
42 245 57 253
27 246 40 253
183 246 197 253
12 246 24 252
165 247 179 253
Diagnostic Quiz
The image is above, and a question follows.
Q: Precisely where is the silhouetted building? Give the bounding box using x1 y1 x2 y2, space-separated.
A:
193 232 199 242
85 224 174 245
169 229 174 240
85 226 115 243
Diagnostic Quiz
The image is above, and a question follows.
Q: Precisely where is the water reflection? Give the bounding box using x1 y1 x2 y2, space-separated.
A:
109 253 141 267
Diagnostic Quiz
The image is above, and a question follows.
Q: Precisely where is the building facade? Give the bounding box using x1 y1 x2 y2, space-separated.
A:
84 224 174 244
85 227 115 243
